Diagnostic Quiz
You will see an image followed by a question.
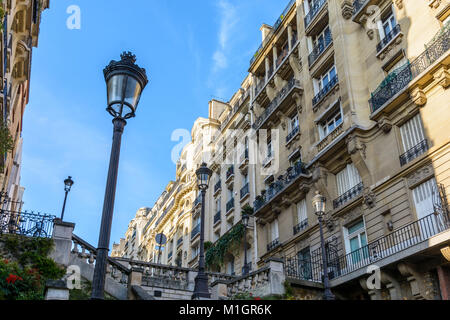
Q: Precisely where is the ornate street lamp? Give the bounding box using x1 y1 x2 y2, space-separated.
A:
312 190 335 300
192 162 212 300
242 212 250 276
91 52 148 300
60 176 74 221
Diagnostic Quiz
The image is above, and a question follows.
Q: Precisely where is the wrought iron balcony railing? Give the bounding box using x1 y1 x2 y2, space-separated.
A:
377 24 401 53
253 78 302 130
214 211 221 224
328 213 450 280
254 161 305 212
400 139 429 166
267 238 280 252
284 256 323 283
308 28 332 67
312 74 338 106
304 0 327 29
214 180 222 193
286 125 300 143
240 183 250 199
191 224 200 240
352 0 368 17
333 182 364 209
226 198 235 213
0 210 56 238
293 218 308 235
370 23 449 113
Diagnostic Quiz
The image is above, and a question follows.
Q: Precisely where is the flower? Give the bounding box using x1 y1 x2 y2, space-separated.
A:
3 259 8 264
6 274 23 284
254 297 261 300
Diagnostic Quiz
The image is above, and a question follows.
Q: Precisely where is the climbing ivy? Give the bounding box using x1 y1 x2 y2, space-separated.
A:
205 224 245 269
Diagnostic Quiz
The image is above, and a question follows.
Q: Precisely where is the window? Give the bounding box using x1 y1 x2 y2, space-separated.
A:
314 65 337 94
297 247 312 280
243 173 249 185
192 245 199 259
336 163 362 196
289 149 301 167
412 178 443 235
297 199 308 224
226 257 235 275
381 11 397 39
400 114 426 154
288 113 299 133
319 106 343 140
344 219 368 264
312 26 331 51
270 219 279 242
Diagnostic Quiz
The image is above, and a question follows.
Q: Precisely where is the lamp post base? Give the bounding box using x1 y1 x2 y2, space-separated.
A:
192 273 210 300
323 289 335 300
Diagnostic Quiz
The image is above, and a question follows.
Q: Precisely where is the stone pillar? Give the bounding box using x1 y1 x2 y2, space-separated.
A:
437 266 450 300
45 280 69 300
187 270 198 292
50 219 75 267
211 280 228 300
265 57 270 82
273 46 278 69
288 25 293 51
128 267 144 300
266 258 285 296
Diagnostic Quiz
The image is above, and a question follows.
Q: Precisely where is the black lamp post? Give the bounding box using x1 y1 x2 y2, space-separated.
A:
312 191 335 300
60 176 74 221
242 212 250 276
91 52 148 300
192 162 212 300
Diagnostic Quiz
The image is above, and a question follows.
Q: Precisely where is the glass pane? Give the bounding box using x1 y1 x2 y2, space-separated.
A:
348 220 364 234
124 77 142 109
107 74 126 104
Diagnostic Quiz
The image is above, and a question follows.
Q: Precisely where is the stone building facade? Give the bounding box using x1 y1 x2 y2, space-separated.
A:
0 0 49 210
114 0 450 300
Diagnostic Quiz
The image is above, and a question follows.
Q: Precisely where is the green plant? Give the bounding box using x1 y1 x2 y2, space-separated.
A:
241 204 254 216
0 124 14 166
205 224 245 268
203 241 213 252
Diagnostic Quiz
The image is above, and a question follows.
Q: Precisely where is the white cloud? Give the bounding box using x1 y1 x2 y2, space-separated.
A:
211 0 238 72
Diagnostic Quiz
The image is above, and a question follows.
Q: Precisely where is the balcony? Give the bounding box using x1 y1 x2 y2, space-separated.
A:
308 28 332 67
191 224 200 240
267 238 280 252
226 166 234 182
214 211 221 225
240 183 250 200
376 24 402 54
252 78 303 130
250 0 297 66
226 198 235 214
329 213 450 281
293 218 308 235
400 139 429 166
220 89 250 131
370 24 449 114
304 0 327 29
254 161 305 213
333 182 364 209
286 125 300 144
312 74 338 107
214 180 222 195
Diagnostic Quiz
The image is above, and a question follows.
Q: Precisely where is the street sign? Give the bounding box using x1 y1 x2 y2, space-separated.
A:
155 233 167 245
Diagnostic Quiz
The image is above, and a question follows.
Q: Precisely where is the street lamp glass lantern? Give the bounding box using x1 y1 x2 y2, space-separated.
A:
312 191 326 216
196 163 212 191
242 213 249 227
104 52 149 120
64 176 74 192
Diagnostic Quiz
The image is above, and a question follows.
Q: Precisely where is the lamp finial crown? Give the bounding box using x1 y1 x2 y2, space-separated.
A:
120 51 136 64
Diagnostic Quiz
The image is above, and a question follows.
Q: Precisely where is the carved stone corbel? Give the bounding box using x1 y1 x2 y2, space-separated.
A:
274 74 287 92
428 0 441 9
266 83 277 102
377 116 393 133
346 135 367 160
367 29 374 40
292 92 303 113
410 86 427 106
397 262 435 300
289 55 302 80
394 0 404 9
363 187 376 209
432 64 450 88
341 0 353 20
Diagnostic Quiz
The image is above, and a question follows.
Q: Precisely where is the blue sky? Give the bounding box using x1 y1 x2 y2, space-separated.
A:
22 0 288 247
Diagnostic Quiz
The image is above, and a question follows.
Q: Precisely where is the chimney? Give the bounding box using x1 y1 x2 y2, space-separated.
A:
260 24 273 42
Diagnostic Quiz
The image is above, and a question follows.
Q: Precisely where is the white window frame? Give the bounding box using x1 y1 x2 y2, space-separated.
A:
312 25 330 48
399 113 426 153
270 219 279 242
288 113 299 133
315 65 337 94
377 5 397 40
318 104 343 140
343 218 367 255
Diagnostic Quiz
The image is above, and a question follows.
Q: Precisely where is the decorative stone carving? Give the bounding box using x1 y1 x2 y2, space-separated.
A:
346 135 367 159
289 55 302 80
377 116 393 133
292 92 303 113
367 29 374 40
406 164 434 188
432 65 450 88
411 86 427 106
363 187 376 209
441 246 450 261
341 0 353 20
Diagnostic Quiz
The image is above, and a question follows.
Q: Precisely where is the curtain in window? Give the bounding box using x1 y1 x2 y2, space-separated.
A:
400 114 425 153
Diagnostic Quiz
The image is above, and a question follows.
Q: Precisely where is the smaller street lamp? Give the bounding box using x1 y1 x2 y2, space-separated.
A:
242 211 250 276
192 163 212 300
60 176 74 221
312 190 335 300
